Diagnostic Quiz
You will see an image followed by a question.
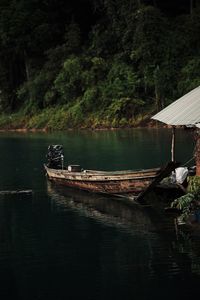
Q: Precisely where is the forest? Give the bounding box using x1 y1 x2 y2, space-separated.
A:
0 0 200 129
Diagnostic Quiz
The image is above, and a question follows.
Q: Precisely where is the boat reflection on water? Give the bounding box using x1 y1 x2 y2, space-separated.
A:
46 181 200 280
172 223 200 277
46 181 155 233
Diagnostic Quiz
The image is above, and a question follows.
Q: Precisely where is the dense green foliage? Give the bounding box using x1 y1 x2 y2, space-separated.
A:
0 0 200 129
171 176 200 224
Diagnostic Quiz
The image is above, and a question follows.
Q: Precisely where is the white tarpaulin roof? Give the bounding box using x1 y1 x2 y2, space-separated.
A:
152 86 200 126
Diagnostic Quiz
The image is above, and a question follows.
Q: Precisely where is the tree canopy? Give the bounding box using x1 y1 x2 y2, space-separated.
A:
0 0 200 128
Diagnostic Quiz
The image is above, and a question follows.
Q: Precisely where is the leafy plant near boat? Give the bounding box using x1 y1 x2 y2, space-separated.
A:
171 176 200 224
187 175 200 194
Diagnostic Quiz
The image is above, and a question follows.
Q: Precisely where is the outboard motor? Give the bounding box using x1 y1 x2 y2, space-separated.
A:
46 145 64 169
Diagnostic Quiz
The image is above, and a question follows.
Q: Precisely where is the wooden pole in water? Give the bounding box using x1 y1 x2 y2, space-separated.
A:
171 126 176 162
195 128 200 176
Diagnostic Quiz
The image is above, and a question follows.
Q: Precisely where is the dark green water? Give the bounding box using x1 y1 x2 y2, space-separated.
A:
0 128 199 300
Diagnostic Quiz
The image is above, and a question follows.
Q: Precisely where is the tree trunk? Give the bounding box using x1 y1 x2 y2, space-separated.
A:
196 0 200 8
190 0 194 16
155 84 160 112
154 65 162 111
153 0 157 7
24 50 34 104
24 50 30 82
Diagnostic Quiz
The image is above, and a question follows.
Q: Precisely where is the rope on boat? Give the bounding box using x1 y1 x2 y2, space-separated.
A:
182 138 196 167
182 156 195 167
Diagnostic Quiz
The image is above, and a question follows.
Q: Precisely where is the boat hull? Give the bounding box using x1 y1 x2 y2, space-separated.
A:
44 165 161 194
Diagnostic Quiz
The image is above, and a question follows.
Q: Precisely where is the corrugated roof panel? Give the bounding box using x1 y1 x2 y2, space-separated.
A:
152 86 200 125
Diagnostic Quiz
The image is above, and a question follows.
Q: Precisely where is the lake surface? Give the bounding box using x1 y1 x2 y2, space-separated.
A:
0 128 199 300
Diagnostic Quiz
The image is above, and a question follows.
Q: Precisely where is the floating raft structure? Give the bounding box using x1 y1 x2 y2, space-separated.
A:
0 190 33 195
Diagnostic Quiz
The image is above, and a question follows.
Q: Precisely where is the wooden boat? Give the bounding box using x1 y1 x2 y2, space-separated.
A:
44 145 177 199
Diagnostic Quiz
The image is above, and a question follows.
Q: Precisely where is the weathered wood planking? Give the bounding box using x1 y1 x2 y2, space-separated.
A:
44 162 177 198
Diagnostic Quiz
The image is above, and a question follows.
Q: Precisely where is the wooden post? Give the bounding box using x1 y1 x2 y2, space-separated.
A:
195 129 200 176
171 126 176 162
